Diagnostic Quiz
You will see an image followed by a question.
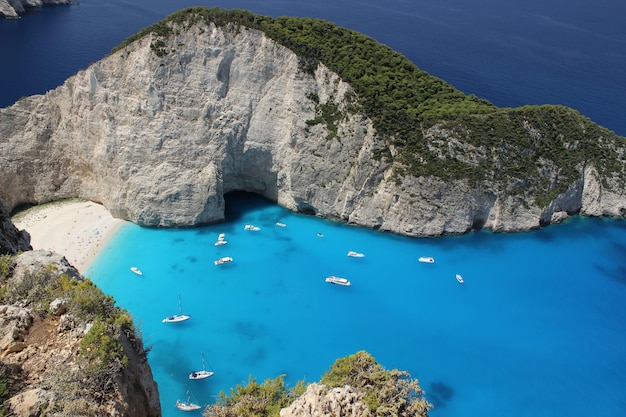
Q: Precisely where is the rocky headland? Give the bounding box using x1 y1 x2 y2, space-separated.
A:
0 0 73 19
1 7 625 237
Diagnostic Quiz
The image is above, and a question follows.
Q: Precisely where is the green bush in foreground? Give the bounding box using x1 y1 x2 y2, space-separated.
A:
321 350 432 417
203 351 431 417
204 374 304 417
0 261 137 399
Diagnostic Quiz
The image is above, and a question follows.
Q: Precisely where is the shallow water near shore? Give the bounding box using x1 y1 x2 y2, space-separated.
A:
86 193 626 417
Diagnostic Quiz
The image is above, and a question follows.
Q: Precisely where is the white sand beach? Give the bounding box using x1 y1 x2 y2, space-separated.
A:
11 199 126 273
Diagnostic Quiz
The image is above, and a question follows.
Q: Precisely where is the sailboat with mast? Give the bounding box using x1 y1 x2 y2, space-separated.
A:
175 386 201 411
162 295 191 323
189 353 215 380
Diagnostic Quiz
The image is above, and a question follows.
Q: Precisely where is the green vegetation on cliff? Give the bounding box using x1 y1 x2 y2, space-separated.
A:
113 7 626 205
203 351 431 417
321 350 432 416
204 375 305 417
0 255 148 415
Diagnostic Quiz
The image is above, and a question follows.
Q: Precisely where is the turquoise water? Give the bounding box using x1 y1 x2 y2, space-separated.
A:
86 193 626 417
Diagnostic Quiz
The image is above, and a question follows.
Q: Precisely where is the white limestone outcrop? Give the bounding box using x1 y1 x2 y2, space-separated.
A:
1 19 625 236
280 383 370 417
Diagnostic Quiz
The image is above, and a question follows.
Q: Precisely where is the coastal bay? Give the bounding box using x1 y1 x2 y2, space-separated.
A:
2 1 626 415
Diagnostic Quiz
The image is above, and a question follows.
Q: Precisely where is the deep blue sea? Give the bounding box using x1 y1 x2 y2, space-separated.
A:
3 1 626 416
1 0 625 136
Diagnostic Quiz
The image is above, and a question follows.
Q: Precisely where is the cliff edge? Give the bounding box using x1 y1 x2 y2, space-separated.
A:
0 250 161 417
1 7 625 236
0 201 31 255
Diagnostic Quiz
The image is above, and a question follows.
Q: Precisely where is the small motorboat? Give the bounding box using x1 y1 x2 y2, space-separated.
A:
130 266 143 275
418 257 435 263
215 233 227 246
347 251 365 258
275 222 286 227
456 274 464 284
244 224 261 231
214 256 233 266
325 275 351 286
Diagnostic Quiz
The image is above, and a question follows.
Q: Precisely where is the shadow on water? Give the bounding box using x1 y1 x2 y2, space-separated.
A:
243 346 267 366
593 233 626 285
428 381 454 408
595 263 626 286
170 263 186 274
234 320 267 342
224 191 275 222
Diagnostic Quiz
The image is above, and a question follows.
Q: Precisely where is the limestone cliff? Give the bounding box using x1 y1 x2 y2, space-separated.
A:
1 8 625 236
0 250 161 417
0 201 31 255
0 0 72 18
280 383 370 417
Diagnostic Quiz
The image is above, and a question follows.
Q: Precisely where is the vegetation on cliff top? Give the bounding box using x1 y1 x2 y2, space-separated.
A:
0 254 148 416
112 6 626 205
203 350 431 417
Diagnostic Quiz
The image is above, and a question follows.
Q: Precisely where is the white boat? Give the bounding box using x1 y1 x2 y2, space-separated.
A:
162 296 191 323
347 251 365 258
244 224 260 231
130 266 143 275
325 275 351 286
162 314 191 323
176 388 201 411
214 233 227 246
456 274 464 284
189 353 214 380
275 222 286 227
418 256 435 263
175 400 201 412
214 256 233 266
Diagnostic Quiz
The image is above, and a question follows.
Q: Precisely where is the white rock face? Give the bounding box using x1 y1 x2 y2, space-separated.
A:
280 383 370 417
0 20 625 236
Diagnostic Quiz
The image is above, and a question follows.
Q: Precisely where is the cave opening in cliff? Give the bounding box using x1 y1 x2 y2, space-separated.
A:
471 217 486 230
223 191 275 222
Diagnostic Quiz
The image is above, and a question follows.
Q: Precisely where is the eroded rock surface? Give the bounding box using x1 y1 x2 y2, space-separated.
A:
1 16 625 236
